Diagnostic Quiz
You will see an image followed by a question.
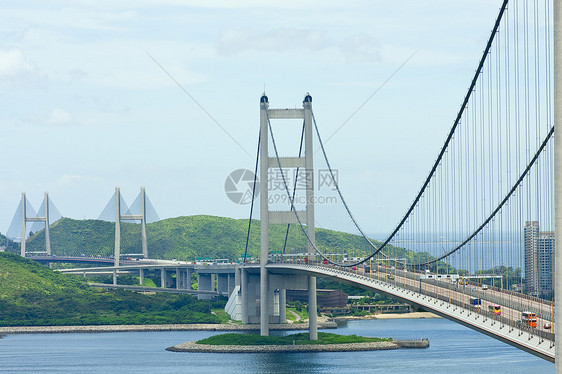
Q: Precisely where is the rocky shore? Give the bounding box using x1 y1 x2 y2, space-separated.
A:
0 321 337 335
166 339 429 353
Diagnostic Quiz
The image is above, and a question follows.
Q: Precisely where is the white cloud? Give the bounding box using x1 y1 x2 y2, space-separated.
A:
0 49 32 77
217 27 382 63
14 108 77 127
46 108 74 126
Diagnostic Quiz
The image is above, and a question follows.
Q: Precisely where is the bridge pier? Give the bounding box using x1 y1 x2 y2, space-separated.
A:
308 276 317 340
241 268 249 324
158 269 174 288
197 273 213 300
175 268 192 290
217 274 229 296
175 268 181 289
279 288 286 323
227 273 235 297
227 266 308 325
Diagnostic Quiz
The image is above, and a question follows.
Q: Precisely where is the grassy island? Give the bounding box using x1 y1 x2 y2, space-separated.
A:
196 332 392 346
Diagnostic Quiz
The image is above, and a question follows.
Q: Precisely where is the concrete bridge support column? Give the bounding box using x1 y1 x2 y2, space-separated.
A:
160 268 167 288
217 274 228 296
113 270 117 285
241 268 248 324
184 270 190 289
187 269 193 289
139 269 144 285
279 288 286 323
272 289 280 318
227 273 235 297
308 276 318 340
179 269 190 289
176 268 181 290
198 273 213 300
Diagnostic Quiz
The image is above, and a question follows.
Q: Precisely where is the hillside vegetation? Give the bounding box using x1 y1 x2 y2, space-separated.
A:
0 252 221 326
22 215 402 261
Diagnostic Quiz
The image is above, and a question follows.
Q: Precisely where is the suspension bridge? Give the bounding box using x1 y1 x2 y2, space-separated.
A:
5 0 562 368
227 0 560 364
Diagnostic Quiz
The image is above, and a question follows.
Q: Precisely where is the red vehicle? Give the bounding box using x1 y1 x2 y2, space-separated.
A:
322 259 328 265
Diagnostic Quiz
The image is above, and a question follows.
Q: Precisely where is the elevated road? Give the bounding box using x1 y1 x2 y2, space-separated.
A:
246 262 555 362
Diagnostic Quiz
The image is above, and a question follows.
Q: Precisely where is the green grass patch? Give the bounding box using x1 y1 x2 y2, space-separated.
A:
287 307 308 321
141 278 157 288
196 332 392 346
212 309 232 324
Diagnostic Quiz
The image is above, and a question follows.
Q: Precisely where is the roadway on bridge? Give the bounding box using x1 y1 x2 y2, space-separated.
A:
258 262 555 362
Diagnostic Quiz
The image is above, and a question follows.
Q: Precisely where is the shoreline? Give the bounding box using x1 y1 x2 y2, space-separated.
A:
166 339 429 353
0 321 337 335
0 312 438 335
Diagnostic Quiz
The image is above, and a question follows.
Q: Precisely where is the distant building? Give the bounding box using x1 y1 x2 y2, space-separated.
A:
524 221 554 298
537 231 555 298
524 221 539 294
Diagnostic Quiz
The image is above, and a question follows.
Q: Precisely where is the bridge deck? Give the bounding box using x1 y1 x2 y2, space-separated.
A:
253 262 555 362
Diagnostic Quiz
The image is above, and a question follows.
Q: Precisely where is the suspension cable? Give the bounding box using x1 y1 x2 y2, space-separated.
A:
282 121 306 254
418 126 554 266
243 130 261 263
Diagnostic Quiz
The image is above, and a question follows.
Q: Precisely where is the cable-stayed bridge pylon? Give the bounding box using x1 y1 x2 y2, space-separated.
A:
98 187 160 282
6 192 62 256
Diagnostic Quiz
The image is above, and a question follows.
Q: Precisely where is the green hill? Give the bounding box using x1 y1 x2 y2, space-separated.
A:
0 251 90 299
23 215 401 261
0 252 221 326
0 232 19 253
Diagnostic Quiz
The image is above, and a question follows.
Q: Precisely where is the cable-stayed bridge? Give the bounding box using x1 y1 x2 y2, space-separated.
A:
6 187 159 267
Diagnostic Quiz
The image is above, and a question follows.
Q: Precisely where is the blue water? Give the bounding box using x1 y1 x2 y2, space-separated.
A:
0 319 553 373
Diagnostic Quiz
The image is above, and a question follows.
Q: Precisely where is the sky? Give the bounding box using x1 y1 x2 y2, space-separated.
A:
0 0 505 237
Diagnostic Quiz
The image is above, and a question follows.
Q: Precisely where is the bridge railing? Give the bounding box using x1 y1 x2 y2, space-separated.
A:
294 259 554 321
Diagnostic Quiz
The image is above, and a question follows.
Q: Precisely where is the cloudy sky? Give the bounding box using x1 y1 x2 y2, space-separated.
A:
0 0 504 237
